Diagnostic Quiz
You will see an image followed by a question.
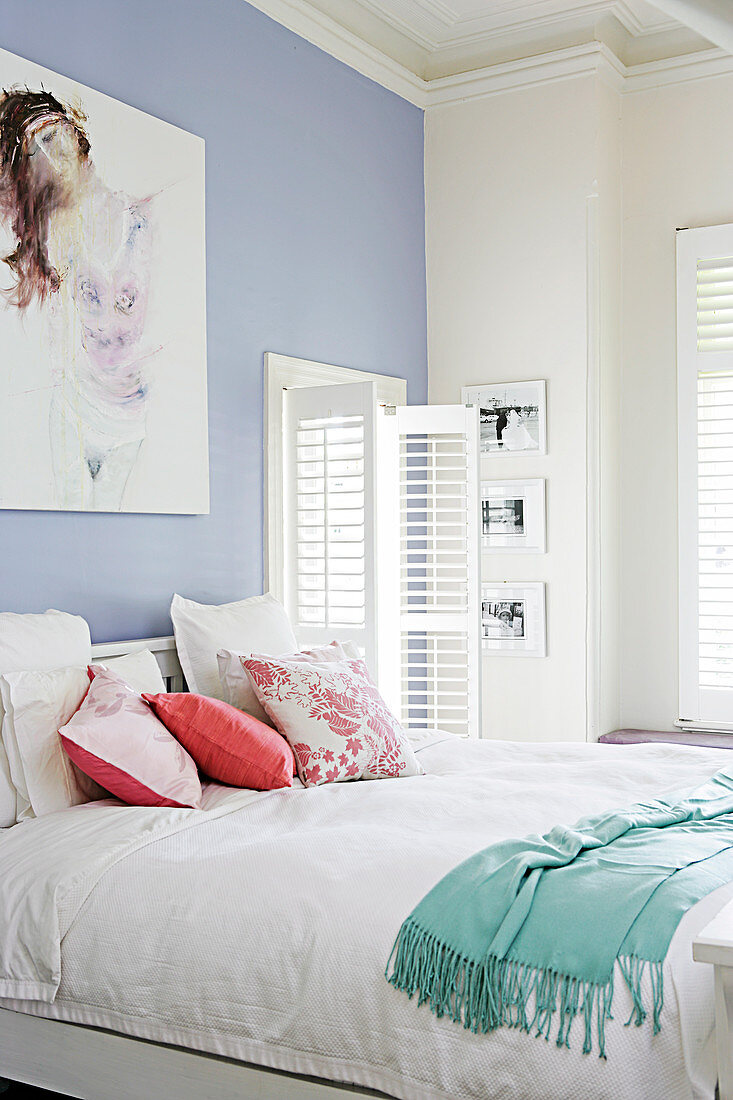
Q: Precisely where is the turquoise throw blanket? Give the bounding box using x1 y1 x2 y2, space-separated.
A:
386 766 733 1057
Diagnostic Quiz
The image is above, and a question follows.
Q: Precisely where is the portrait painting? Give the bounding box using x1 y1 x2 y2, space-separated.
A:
0 47 209 513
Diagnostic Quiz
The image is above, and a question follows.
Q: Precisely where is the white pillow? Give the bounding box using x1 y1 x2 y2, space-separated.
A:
90 647 166 695
0 667 93 820
0 739 15 831
171 593 297 702
217 640 362 724
1 648 166 822
0 610 91 827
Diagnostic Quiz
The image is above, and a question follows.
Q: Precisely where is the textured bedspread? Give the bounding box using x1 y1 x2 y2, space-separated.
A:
1 735 732 1100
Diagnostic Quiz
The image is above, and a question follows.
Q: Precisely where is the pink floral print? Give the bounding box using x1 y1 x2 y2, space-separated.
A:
241 657 424 788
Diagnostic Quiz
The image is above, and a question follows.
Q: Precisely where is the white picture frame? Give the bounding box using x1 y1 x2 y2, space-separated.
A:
481 582 546 657
481 478 546 553
462 380 547 455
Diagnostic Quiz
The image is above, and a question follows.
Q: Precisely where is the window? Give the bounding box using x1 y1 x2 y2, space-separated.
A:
264 352 406 608
283 380 378 667
677 225 733 729
267 355 482 737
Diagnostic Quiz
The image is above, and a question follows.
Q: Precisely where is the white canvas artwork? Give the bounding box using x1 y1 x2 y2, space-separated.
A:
0 47 209 514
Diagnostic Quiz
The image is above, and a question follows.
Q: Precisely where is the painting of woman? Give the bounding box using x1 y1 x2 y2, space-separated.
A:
0 88 153 510
0 47 208 515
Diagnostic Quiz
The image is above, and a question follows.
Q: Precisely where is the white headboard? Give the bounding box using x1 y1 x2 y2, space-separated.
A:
90 636 185 692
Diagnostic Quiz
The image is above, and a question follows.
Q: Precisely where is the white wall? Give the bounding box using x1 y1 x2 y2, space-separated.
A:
620 74 733 731
425 76 622 742
596 79 622 739
426 65 733 740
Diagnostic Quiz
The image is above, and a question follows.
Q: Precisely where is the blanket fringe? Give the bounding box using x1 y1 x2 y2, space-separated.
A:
385 920 664 1059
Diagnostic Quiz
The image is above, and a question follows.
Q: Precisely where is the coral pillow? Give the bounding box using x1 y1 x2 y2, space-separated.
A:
241 656 424 787
143 693 294 791
59 669 202 809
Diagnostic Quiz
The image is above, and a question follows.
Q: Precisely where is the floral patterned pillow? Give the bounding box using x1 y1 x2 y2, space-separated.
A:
240 656 424 787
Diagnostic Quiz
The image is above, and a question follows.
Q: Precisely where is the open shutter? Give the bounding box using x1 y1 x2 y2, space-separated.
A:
377 403 482 738
678 225 733 728
283 381 377 671
283 386 481 736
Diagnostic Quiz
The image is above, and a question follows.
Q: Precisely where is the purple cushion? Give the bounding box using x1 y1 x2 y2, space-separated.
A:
600 728 733 750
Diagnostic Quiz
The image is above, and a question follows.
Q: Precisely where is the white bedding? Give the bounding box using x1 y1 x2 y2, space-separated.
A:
1 735 732 1100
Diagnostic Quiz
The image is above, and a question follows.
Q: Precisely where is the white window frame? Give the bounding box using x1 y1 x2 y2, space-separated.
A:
264 353 406 604
677 224 733 732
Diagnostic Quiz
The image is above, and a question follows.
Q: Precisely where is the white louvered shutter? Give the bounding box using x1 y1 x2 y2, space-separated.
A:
376 403 482 738
283 382 377 670
678 225 733 728
283 385 481 735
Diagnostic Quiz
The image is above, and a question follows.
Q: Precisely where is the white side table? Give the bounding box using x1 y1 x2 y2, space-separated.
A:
693 900 733 1100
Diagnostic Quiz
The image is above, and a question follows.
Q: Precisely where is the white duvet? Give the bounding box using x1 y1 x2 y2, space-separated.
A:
1 735 732 1100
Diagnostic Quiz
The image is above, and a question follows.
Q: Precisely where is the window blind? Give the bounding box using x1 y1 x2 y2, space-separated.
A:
284 385 482 737
377 404 482 738
697 369 733 692
697 258 733 352
295 414 366 631
678 226 733 728
283 381 376 668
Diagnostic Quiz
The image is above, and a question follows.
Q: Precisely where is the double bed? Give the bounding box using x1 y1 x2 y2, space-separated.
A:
0 636 730 1100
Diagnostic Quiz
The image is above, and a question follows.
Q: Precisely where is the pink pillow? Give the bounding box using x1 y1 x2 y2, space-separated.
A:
59 669 202 809
143 692 294 791
241 656 424 787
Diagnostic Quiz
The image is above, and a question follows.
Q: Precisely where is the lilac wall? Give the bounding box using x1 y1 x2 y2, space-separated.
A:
0 0 427 641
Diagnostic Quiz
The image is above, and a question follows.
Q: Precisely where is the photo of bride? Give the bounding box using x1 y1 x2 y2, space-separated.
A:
462 379 546 454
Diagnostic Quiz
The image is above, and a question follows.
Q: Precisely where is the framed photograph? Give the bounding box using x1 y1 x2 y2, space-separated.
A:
481 582 546 657
462 380 546 455
481 479 546 553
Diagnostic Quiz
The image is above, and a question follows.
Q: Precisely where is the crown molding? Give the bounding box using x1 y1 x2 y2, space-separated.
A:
352 1 679 52
427 41 624 104
623 45 733 91
246 0 733 107
425 42 733 105
612 1 678 36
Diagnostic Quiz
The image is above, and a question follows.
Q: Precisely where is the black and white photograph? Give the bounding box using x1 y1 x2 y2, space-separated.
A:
462 380 547 454
481 479 546 553
481 582 546 656
483 498 525 538
482 600 525 639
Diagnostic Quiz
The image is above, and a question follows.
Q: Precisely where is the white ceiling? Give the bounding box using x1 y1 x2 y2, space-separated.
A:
247 0 727 104
354 0 677 49
257 0 708 77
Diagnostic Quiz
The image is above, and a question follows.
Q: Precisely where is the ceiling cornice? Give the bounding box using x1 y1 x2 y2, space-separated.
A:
612 1 677 36
248 0 733 107
427 41 625 102
623 43 733 91
360 0 677 51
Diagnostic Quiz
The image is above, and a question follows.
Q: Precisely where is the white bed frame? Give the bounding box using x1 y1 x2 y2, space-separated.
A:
0 636 390 1100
